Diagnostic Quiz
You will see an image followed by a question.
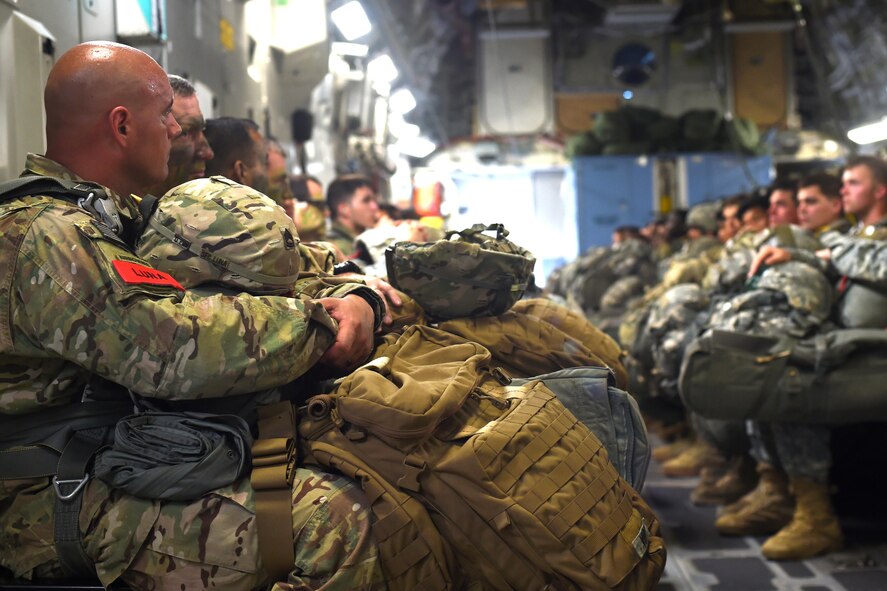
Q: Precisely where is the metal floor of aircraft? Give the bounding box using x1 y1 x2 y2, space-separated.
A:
645 459 887 591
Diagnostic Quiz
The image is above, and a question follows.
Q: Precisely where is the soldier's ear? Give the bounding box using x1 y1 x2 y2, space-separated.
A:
109 107 131 145
231 160 246 184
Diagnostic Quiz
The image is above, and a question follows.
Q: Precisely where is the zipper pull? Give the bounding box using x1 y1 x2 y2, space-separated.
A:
491 366 513 385
471 388 511 410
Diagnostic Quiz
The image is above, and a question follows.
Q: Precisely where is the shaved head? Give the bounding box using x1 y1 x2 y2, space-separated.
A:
44 42 180 197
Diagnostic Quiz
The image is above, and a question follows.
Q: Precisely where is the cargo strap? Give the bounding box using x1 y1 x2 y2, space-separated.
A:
0 401 133 580
53 428 108 579
251 402 298 581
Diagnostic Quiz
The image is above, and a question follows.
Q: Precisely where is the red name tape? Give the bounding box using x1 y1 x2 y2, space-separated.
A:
112 260 184 291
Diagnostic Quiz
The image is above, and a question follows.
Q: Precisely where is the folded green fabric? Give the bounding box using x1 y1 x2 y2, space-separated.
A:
93 412 252 500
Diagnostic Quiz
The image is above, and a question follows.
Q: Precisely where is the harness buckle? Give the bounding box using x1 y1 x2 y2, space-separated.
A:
53 474 90 501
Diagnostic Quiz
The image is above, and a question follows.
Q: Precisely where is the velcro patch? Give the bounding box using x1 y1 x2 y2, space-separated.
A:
112 260 184 291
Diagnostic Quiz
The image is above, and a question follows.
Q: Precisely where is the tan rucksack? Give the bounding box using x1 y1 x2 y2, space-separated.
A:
438 311 614 379
298 325 665 590
512 298 629 388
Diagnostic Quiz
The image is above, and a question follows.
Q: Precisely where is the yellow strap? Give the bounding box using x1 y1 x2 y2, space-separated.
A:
251 402 297 582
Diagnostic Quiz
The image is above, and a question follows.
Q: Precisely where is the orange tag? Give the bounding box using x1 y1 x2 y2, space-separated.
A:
112 260 184 291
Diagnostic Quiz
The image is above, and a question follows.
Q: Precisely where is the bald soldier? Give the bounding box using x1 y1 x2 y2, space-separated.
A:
0 42 386 590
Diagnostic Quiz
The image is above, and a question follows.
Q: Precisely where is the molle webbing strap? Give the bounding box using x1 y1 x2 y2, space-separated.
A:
309 444 450 591
251 402 297 582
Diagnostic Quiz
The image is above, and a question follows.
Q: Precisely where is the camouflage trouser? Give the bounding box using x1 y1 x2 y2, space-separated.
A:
4 467 386 591
119 467 387 591
772 423 832 483
748 421 831 483
692 413 749 456
747 420 779 466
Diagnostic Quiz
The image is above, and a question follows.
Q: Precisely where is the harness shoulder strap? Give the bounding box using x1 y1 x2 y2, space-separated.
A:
137 194 160 228
0 176 124 239
0 176 96 203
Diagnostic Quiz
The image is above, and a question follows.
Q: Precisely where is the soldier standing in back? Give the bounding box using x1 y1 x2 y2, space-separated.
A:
0 41 386 590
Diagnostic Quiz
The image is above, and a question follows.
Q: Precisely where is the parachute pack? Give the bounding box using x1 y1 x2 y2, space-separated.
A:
679 328 887 424
298 325 664 591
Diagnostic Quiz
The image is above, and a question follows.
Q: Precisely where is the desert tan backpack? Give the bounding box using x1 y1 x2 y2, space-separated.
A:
298 325 665 590
512 298 629 388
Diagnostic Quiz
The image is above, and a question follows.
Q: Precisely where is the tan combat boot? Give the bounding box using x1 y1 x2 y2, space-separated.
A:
761 477 844 561
652 437 693 463
661 438 723 477
691 454 758 506
715 463 793 535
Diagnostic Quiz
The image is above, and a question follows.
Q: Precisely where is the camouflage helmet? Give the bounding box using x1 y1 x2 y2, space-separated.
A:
136 176 301 295
686 200 721 234
385 223 536 320
756 260 833 319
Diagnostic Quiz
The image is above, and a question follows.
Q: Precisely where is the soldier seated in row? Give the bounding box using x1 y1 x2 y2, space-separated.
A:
0 41 388 590
732 156 887 560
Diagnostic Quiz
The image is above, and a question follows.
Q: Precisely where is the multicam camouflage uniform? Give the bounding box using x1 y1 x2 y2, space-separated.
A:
294 202 328 244
0 157 386 590
326 220 359 258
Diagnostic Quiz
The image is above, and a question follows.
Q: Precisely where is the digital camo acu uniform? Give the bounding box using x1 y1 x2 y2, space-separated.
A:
765 217 887 483
0 155 387 590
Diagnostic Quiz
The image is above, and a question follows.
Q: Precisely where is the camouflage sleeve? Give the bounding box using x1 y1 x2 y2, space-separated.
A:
299 243 337 275
819 233 887 287
293 275 385 331
785 248 832 276
8 203 339 402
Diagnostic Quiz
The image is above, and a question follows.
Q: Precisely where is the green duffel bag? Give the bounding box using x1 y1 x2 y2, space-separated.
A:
566 132 603 157
648 115 681 145
385 223 536 321
721 116 761 154
602 141 653 155
681 109 723 143
623 105 663 141
593 110 631 144
679 328 887 424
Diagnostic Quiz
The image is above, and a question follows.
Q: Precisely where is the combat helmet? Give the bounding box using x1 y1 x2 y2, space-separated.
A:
756 261 833 319
385 223 536 320
136 176 301 295
686 200 721 235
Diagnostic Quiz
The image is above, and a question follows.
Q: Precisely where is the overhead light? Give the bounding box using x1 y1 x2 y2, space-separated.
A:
389 88 416 114
373 81 391 97
847 117 887 145
396 136 436 159
331 41 369 57
389 113 420 138
367 54 398 84
330 1 371 41
823 139 839 153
